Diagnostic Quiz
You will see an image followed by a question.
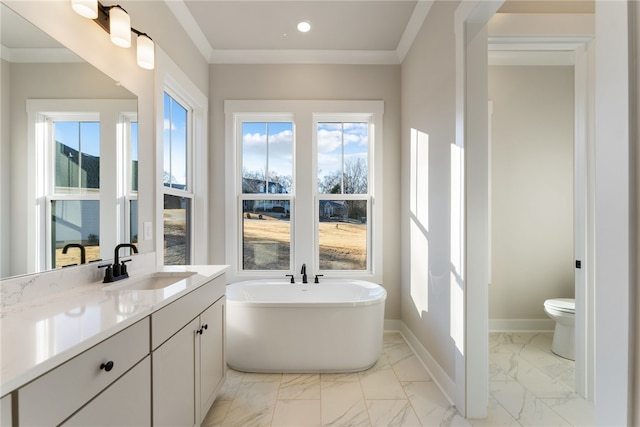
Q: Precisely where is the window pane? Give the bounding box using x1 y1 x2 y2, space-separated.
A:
318 200 367 270
317 122 368 194
267 122 293 194
164 194 191 265
163 93 188 190
242 122 293 194
51 200 100 268
54 121 100 192
131 121 138 192
130 199 138 244
242 200 291 270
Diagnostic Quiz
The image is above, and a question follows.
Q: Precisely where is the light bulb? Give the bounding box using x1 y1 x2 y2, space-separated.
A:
297 20 311 33
71 0 98 19
137 34 155 70
109 6 131 48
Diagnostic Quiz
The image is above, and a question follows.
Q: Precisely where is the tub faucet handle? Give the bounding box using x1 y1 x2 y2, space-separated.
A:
285 274 295 284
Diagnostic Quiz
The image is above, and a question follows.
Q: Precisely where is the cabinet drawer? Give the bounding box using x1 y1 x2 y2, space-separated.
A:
151 274 225 349
18 318 149 426
62 356 151 427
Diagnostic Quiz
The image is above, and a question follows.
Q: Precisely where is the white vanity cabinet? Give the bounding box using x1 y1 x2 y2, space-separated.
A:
198 299 225 421
17 318 149 426
151 274 226 427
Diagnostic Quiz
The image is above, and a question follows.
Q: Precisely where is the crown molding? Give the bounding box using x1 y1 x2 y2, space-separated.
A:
1 46 83 63
209 49 400 65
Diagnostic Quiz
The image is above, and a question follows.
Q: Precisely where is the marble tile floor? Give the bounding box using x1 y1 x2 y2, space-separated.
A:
202 331 594 427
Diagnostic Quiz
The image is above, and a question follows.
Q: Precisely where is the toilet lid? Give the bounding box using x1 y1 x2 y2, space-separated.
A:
545 298 575 313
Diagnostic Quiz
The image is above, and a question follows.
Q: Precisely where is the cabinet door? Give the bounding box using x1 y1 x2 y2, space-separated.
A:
62 356 151 426
1 393 11 426
152 317 198 427
199 297 225 421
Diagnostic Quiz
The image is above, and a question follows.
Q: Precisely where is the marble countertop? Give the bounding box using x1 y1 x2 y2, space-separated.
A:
0 264 228 396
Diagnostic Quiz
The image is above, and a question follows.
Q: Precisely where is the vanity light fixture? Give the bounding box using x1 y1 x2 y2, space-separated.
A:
134 30 155 70
108 5 130 48
71 0 98 19
71 0 154 70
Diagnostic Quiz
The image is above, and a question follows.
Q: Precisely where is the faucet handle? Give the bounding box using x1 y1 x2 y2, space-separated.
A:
120 259 132 275
98 263 114 283
285 274 295 284
314 274 324 284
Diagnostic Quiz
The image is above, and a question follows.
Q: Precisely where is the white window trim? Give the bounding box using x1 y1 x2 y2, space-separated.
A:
27 99 136 271
121 113 138 244
154 48 208 266
224 100 383 284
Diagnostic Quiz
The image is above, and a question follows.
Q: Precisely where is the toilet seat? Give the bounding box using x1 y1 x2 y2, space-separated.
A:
544 298 575 314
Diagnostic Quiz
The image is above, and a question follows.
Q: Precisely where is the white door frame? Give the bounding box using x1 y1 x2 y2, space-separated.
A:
473 3 635 424
487 37 595 401
454 0 504 418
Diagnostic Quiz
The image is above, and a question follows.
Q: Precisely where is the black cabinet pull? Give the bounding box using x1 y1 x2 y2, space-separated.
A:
202 324 208 330
100 361 114 372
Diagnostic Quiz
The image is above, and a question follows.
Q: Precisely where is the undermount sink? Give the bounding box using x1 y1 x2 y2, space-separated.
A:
104 271 198 291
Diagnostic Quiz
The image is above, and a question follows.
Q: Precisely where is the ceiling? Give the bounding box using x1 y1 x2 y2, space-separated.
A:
1 0 595 65
168 0 429 64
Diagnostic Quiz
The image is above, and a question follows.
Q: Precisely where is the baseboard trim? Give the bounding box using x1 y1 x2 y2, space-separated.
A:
488 318 555 332
384 319 455 404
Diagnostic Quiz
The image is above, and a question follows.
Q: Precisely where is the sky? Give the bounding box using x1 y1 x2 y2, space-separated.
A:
55 121 100 157
241 121 369 191
164 92 188 187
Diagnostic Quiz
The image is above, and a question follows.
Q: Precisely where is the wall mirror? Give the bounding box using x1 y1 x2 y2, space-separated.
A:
1 3 139 279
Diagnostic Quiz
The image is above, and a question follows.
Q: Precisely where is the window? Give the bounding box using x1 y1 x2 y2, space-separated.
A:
163 92 192 265
123 117 138 245
316 121 370 271
50 118 101 268
226 101 383 281
240 121 293 270
27 99 137 271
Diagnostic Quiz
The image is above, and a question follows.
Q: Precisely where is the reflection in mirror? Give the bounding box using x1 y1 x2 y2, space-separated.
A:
0 3 138 279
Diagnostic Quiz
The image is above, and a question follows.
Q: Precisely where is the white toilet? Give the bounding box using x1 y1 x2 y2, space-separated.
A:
544 298 575 360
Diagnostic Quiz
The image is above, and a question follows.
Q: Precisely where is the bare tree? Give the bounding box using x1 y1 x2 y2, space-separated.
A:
318 158 368 195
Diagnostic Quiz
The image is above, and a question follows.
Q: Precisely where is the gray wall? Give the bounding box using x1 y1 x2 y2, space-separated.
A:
488 65 575 325
208 64 402 319
400 0 459 380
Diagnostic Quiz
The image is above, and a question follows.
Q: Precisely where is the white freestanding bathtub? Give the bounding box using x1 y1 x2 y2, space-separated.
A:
226 279 387 373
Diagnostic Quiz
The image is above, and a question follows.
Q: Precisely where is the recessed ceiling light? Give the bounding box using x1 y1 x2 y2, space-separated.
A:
297 20 311 33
